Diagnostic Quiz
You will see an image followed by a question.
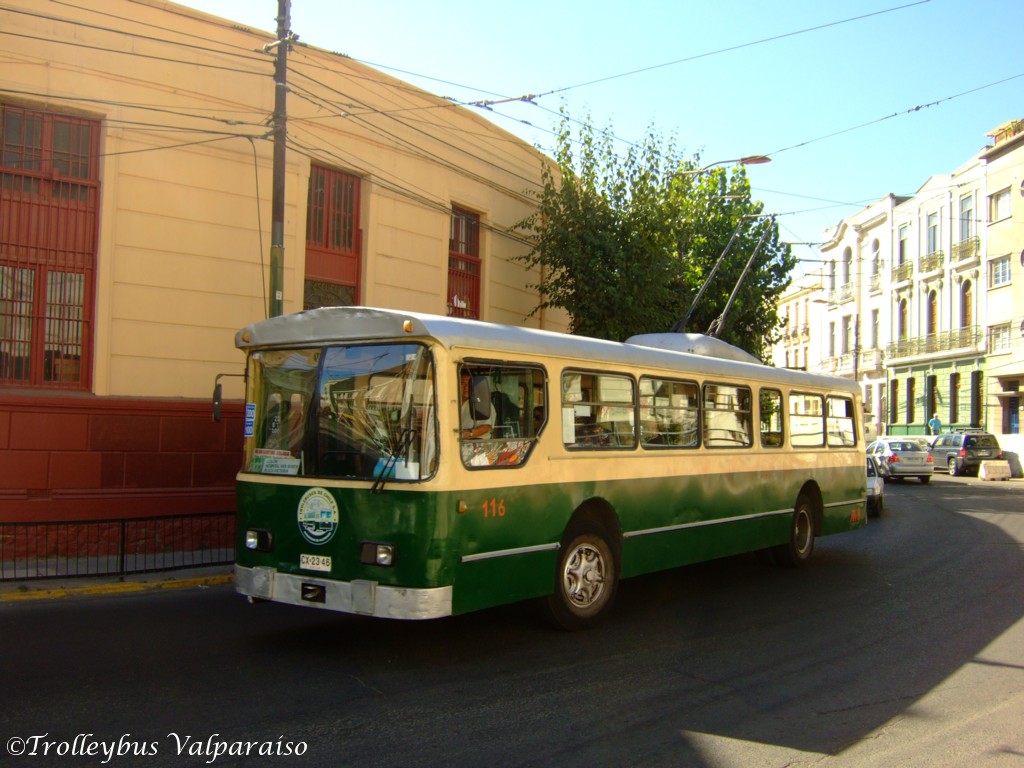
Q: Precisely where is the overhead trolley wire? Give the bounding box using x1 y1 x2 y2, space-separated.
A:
284 133 534 249
285 68 544 198
2 3 271 68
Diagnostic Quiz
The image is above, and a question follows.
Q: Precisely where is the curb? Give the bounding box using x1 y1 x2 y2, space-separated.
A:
0 571 234 603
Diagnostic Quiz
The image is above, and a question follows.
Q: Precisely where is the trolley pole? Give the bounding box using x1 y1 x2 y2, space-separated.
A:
268 0 292 318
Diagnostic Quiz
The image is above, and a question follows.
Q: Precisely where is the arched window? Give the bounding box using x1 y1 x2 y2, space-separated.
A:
898 298 908 339
927 290 938 336
960 280 973 328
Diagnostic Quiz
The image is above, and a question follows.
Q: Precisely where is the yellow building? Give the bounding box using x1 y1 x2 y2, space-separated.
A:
0 0 563 524
980 120 1024 436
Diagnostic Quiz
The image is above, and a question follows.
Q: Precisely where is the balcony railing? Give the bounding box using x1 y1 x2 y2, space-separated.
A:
828 283 854 305
885 326 981 360
920 250 944 273
952 237 980 263
859 347 884 372
820 347 885 377
892 261 913 282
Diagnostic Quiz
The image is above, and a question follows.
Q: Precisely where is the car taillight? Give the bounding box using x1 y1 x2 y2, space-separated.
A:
959 448 967 458
889 455 899 463
926 454 933 464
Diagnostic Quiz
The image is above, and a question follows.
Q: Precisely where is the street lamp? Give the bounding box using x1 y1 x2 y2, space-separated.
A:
673 154 772 177
669 155 773 334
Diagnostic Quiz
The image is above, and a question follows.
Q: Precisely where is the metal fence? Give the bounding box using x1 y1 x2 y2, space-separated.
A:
0 512 235 581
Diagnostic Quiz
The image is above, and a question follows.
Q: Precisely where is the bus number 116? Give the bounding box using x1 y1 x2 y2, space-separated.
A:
482 498 506 518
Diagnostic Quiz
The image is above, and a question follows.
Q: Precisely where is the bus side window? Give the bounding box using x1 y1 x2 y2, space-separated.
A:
562 371 635 450
760 388 784 448
702 383 752 448
639 377 699 448
790 393 825 447
460 364 546 469
827 396 857 447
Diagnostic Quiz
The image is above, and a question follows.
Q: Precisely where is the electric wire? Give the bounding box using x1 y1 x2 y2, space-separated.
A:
0 27 269 77
286 86 539 207
284 69 543 198
768 71 1024 158
283 133 534 249
246 135 269 320
1 3 270 68
10 1 1017 262
527 1 932 98
50 0 275 57
0 87 269 129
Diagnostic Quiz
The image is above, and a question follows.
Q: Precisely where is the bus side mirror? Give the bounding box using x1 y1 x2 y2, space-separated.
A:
212 382 223 422
470 376 492 421
211 371 245 422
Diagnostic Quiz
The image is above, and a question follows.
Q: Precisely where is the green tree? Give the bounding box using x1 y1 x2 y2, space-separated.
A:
516 109 795 360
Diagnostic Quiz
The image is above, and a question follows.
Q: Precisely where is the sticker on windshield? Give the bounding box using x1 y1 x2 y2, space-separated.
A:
251 448 300 475
297 487 340 546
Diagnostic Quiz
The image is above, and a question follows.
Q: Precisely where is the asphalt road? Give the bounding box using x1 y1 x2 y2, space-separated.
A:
1 475 1022 768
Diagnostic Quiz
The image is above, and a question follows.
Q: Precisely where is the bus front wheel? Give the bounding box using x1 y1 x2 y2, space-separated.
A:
544 526 618 631
772 495 816 567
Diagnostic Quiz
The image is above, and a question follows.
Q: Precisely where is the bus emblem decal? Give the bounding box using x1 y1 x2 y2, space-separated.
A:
297 487 340 546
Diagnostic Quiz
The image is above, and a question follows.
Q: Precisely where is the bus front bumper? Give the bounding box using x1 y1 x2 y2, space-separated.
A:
235 565 453 620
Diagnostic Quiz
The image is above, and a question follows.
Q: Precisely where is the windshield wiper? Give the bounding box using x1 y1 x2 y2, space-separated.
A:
371 427 416 494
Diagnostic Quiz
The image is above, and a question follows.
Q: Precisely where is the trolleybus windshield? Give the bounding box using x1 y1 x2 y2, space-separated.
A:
244 343 437 481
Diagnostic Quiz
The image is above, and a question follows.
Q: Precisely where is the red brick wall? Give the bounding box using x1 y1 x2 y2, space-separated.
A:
0 394 244 522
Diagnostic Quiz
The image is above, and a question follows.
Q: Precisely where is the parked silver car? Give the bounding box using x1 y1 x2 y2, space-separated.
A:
866 456 885 517
866 437 934 483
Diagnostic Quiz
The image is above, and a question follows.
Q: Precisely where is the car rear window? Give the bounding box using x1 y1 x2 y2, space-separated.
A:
966 435 999 448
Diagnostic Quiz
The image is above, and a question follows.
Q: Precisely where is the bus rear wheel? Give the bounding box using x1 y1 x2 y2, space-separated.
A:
544 526 618 631
772 495 816 567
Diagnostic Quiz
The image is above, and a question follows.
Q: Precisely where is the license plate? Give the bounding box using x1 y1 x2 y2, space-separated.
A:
300 553 332 572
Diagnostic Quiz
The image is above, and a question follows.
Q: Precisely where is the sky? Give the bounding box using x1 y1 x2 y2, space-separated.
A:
178 0 1024 279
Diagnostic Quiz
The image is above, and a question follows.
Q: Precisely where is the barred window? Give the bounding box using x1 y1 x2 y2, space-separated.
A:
305 165 361 309
448 206 481 319
1 105 98 389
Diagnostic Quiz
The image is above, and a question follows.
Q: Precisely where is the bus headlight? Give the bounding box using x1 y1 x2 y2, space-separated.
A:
360 542 395 567
245 529 273 552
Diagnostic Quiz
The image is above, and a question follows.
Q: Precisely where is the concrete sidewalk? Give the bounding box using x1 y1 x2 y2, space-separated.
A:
0 564 234 603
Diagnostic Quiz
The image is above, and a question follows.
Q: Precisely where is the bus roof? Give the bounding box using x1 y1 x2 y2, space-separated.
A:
236 306 858 395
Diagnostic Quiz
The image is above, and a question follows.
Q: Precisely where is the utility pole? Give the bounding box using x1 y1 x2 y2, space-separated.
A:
268 0 292 318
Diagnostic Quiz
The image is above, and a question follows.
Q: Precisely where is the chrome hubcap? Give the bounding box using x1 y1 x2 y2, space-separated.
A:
562 542 606 608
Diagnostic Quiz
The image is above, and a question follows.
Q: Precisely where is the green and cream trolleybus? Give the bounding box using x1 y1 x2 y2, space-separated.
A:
233 307 866 629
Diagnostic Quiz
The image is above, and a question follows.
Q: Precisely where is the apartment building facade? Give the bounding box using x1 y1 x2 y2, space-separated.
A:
0 0 562 524
777 121 1023 448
